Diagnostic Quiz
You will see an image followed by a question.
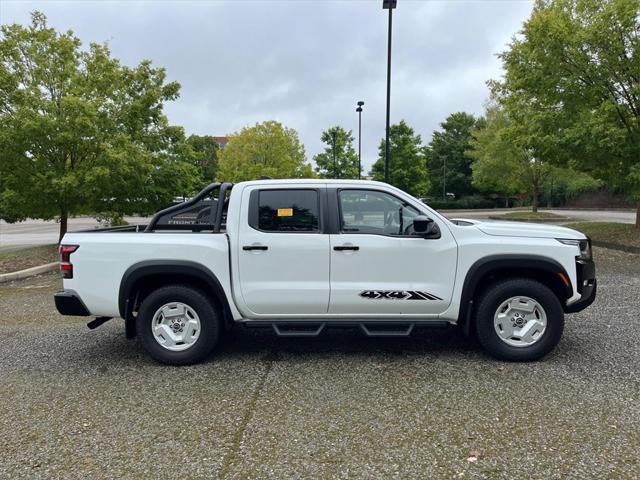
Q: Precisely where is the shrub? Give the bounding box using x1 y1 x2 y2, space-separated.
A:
424 195 497 210
95 212 129 227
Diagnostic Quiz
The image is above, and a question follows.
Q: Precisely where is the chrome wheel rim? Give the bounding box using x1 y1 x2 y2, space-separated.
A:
493 296 547 348
151 302 201 352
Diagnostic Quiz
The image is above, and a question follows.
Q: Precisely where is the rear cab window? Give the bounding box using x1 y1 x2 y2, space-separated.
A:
249 189 320 233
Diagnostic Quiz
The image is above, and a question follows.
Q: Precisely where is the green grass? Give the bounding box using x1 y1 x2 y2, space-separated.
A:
0 244 58 274
496 211 568 221
565 222 640 249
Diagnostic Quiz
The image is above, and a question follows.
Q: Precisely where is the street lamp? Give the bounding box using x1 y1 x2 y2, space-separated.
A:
356 101 364 180
382 0 397 184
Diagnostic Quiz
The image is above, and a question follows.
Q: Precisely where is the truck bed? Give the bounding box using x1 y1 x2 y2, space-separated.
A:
61 231 232 318
74 225 148 233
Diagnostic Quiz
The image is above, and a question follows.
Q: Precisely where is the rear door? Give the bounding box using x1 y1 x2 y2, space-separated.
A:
236 185 330 316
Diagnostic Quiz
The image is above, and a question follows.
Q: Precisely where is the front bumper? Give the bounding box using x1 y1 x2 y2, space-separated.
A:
565 258 596 313
54 290 91 316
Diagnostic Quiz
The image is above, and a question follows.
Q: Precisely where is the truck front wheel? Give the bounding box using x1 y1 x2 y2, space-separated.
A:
137 285 220 365
475 278 564 361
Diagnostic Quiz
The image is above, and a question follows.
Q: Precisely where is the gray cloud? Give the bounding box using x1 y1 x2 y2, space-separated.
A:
0 0 533 172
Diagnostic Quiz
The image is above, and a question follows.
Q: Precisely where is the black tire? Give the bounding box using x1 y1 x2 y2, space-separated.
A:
475 278 564 361
136 284 220 365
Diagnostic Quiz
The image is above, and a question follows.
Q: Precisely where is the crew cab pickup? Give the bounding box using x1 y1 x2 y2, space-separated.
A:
54 180 596 365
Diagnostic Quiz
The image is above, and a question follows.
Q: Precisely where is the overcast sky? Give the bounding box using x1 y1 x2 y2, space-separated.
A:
0 0 533 172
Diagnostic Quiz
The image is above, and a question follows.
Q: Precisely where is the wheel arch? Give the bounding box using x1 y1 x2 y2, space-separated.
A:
458 254 573 336
119 260 233 337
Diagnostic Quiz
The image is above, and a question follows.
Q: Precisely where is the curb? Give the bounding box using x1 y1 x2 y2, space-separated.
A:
0 262 59 284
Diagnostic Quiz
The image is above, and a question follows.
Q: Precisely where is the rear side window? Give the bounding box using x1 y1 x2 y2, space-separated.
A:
255 189 320 232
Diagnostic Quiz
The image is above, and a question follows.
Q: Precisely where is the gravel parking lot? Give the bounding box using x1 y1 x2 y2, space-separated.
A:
0 247 638 479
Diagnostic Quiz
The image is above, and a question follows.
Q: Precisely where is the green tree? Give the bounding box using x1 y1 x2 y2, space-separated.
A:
371 120 429 198
469 106 523 207
0 12 198 240
469 104 553 212
496 0 640 226
313 126 359 179
424 112 478 199
217 121 314 182
186 134 220 188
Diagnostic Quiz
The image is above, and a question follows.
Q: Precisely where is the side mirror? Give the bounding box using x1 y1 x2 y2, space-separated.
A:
413 215 434 234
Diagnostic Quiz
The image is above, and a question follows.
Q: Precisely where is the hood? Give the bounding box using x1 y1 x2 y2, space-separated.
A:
450 218 586 240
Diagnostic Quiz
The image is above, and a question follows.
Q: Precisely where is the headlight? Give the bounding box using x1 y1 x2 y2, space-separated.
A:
557 238 592 260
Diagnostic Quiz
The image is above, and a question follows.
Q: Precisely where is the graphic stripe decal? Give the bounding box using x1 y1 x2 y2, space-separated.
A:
359 290 443 301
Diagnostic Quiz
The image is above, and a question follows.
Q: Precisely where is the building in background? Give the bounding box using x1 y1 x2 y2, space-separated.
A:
213 136 229 149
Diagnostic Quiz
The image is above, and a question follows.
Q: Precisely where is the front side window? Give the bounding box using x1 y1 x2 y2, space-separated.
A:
339 190 420 236
257 189 320 232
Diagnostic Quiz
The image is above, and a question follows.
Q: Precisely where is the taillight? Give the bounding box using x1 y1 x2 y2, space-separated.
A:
59 245 79 279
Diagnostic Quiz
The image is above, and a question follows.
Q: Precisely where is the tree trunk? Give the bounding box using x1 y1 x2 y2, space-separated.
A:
58 212 68 244
636 202 640 229
532 187 538 213
505 196 509 208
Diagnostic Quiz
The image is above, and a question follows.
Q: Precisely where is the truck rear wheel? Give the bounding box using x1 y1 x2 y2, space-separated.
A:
136 285 220 365
475 278 564 361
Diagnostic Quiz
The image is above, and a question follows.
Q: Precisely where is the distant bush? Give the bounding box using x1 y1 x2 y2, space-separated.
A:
424 195 498 210
541 170 603 207
95 212 129 227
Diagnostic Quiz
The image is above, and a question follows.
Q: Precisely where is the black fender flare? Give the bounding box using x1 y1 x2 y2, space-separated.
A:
458 254 573 335
118 260 232 327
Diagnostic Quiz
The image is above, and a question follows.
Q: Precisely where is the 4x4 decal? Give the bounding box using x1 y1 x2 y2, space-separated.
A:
359 290 443 301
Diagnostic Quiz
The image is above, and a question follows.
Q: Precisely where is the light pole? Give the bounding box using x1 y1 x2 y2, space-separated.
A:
356 101 364 179
383 0 397 184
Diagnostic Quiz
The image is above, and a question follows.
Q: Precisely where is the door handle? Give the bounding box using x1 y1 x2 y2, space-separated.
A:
334 245 359 251
243 245 268 251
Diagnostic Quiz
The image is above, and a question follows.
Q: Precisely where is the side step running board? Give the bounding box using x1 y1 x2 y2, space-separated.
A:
87 317 112 330
272 323 326 337
241 319 450 337
359 323 415 337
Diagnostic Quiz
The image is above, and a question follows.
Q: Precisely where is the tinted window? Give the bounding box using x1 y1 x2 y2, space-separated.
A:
339 190 420 236
258 189 320 232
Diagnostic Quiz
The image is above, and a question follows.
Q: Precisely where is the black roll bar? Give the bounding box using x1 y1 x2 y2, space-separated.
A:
215 182 233 232
145 182 233 233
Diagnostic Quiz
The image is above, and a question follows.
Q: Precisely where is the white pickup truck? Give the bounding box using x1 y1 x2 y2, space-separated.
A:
54 179 596 365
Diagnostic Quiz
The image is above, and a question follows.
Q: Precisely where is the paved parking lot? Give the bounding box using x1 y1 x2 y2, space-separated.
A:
0 247 638 479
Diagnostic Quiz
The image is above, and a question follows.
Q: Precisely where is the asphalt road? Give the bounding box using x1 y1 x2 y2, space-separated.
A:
0 217 149 252
0 246 638 479
1 209 635 251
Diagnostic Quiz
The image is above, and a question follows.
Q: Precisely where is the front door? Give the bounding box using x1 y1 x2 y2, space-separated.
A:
237 186 330 316
329 189 457 316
